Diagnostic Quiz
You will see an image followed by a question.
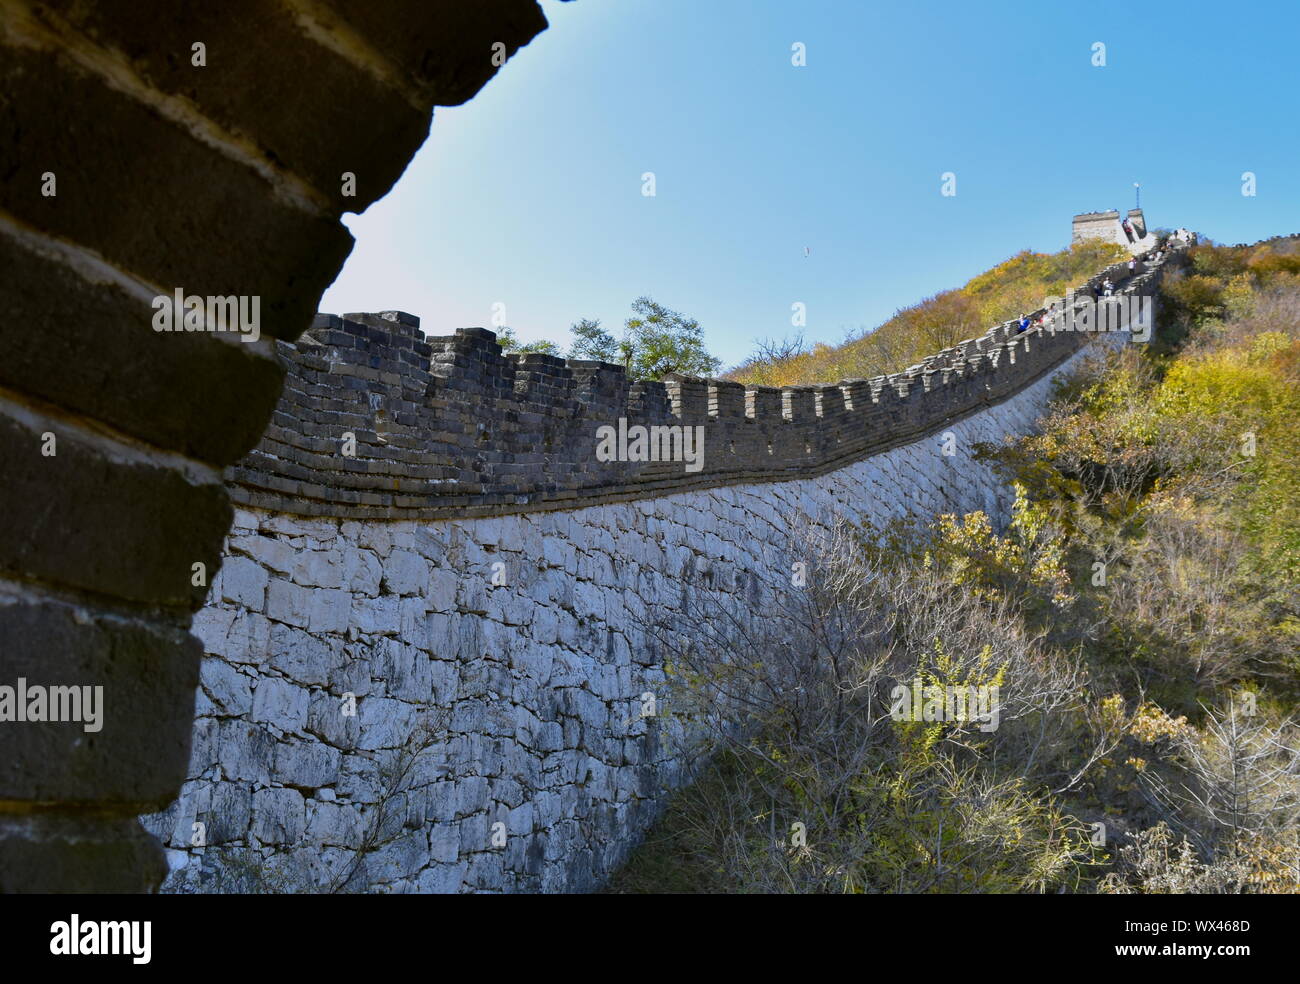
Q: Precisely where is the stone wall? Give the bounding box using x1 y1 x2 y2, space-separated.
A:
1072 208 1156 255
0 0 555 893
143 250 1182 893
1072 209 1124 245
229 257 1158 521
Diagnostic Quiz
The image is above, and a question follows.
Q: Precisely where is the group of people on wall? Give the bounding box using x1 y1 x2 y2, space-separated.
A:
1014 237 1182 333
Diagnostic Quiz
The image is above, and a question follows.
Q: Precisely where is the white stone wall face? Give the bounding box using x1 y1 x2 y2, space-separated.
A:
144 335 1126 893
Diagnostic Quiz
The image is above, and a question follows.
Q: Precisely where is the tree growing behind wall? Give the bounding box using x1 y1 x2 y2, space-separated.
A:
498 297 722 381
494 325 563 356
620 296 721 380
568 317 618 362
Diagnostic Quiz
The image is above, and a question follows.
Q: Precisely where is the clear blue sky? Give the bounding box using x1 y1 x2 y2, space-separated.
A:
320 0 1299 370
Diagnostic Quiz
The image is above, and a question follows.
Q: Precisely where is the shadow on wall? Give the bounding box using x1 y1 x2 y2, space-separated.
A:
0 0 554 893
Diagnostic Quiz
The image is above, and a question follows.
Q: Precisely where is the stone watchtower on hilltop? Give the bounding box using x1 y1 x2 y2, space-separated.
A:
1072 208 1155 255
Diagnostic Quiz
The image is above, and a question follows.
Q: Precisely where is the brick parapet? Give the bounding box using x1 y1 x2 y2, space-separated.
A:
228 246 1187 519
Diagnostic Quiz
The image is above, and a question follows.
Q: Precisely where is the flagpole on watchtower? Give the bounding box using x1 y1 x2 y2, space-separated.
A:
1134 182 1141 211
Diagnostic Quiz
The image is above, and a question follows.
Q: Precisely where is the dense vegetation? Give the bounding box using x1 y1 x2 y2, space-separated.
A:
729 240 1130 387
609 236 1300 894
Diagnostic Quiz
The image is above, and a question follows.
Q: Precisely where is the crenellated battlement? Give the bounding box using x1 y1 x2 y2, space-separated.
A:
227 245 1187 519
163 239 1191 894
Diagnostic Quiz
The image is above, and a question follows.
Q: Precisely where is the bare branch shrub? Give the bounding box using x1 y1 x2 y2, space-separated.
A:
624 514 1100 893
327 712 448 893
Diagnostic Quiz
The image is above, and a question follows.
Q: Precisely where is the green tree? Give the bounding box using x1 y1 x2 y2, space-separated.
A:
494 325 562 356
499 302 722 380
619 296 721 380
568 317 619 362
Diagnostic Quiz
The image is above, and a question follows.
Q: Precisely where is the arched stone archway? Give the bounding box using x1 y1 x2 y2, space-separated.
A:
0 0 556 892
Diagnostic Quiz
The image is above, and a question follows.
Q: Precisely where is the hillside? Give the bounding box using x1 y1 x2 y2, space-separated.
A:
730 240 1132 387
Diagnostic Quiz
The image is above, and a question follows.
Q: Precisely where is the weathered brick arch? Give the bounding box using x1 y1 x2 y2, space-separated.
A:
0 0 556 892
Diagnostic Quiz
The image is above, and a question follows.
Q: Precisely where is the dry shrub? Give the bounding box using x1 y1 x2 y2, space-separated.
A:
621 517 1100 893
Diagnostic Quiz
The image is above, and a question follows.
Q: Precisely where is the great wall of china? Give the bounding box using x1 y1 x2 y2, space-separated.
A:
140 245 1188 893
